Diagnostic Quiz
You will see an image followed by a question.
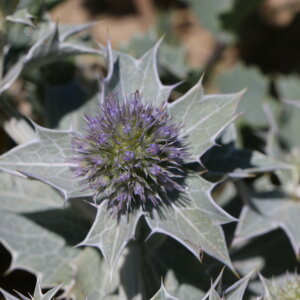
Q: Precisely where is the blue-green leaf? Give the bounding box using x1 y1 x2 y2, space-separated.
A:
169 79 243 160
0 124 91 200
79 200 143 272
145 174 236 271
234 191 300 258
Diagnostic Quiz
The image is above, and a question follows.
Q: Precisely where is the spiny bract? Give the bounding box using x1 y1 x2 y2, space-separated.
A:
71 92 188 214
266 277 300 300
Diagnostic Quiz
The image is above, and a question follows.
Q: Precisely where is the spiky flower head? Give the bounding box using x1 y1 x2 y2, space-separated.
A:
265 276 300 300
71 92 188 214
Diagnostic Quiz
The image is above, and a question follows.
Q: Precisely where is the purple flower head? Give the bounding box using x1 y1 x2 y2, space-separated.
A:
71 92 189 214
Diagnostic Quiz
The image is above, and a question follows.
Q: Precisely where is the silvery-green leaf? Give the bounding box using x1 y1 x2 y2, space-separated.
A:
0 124 91 200
277 75 300 101
0 58 24 95
202 142 288 178
151 283 179 300
24 23 100 69
0 22 101 96
122 30 188 79
0 172 62 213
177 285 205 300
159 43 188 79
32 280 62 300
59 21 98 41
80 200 143 272
146 174 235 271
107 40 174 106
3 117 36 145
0 173 114 299
208 287 222 300
234 257 265 278
225 271 253 300
0 289 19 300
275 76 300 148
186 0 234 37
233 191 300 258
6 8 34 27
164 271 205 300
59 93 99 131
1 281 61 300
119 242 161 300
215 63 272 127
60 40 174 131
169 78 243 160
0 208 80 286
63 247 118 300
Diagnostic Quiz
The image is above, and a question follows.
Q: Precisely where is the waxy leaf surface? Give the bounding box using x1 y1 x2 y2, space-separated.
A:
0 125 91 199
234 191 300 258
146 174 235 271
169 80 243 160
80 200 143 272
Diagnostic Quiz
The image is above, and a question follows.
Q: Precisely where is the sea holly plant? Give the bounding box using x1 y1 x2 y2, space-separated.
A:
0 29 249 296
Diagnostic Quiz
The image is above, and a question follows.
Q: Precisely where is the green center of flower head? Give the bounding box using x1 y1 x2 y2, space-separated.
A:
71 92 188 214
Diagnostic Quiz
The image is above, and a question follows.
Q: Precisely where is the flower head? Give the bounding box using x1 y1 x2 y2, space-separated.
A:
71 92 188 214
266 276 300 300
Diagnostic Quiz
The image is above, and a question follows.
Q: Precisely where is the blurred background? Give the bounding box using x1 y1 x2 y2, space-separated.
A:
2 0 300 152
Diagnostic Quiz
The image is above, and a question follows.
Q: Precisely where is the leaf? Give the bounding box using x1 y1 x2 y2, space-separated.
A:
59 94 99 131
186 0 234 37
225 271 253 300
0 172 62 213
201 141 288 178
6 8 34 27
0 173 118 299
0 289 19 300
0 207 80 286
277 75 300 101
208 287 222 300
122 30 188 79
107 40 174 106
215 63 271 127
276 76 300 148
62 247 118 300
3 118 36 145
0 22 101 96
146 173 235 271
79 200 143 272
0 58 24 95
0 124 91 200
119 242 161 300
23 23 100 69
233 191 300 258
164 271 205 300
32 281 62 300
1 281 61 300
169 78 243 160
151 283 179 300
